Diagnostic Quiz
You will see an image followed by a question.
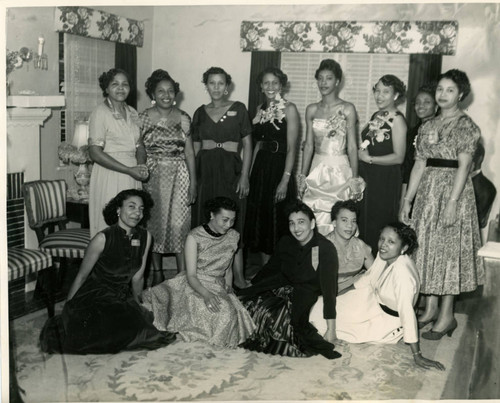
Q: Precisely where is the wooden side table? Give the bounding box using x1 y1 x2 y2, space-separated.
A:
66 197 89 228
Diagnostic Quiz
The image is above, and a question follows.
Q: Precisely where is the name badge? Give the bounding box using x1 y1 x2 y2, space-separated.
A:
131 239 141 247
227 111 237 117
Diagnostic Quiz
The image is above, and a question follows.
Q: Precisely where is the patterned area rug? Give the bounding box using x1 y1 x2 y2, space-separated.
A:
12 308 465 401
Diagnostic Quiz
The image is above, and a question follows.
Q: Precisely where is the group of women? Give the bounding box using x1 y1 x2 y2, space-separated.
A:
39 60 484 372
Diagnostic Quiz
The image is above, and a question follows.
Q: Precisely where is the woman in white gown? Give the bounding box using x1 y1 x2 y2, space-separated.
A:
299 59 362 235
310 222 445 370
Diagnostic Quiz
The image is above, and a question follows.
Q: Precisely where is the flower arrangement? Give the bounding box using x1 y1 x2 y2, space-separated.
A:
7 47 33 75
58 142 91 165
254 93 287 130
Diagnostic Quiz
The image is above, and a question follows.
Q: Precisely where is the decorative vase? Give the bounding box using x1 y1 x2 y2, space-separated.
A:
74 163 91 199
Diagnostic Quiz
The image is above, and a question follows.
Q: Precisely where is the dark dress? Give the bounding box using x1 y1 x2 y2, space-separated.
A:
191 101 253 235
402 121 420 185
244 101 297 255
238 233 341 360
471 170 497 229
40 225 175 354
358 110 405 253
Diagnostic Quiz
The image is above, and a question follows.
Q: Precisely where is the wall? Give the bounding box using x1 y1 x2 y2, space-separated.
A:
5 6 155 182
151 2 500 232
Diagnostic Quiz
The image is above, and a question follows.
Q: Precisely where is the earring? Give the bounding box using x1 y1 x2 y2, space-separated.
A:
224 89 228 95
173 100 177 106
204 86 208 94
151 99 156 105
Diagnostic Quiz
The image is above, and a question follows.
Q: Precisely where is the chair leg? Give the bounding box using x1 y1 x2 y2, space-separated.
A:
34 267 57 318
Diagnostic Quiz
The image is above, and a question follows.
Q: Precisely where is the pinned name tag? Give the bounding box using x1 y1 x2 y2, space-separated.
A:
131 239 141 247
227 111 237 117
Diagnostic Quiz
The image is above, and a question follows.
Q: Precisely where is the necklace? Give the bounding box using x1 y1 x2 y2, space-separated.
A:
203 223 224 237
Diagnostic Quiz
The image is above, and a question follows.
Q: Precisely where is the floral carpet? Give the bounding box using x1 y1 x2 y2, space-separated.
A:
11 308 465 402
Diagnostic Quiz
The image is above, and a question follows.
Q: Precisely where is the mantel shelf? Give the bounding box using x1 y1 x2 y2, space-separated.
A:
7 95 65 108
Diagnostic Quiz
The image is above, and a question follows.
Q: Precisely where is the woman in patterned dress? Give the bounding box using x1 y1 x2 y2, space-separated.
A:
88 69 149 237
244 67 299 264
191 67 253 289
358 74 407 253
142 197 256 348
300 59 361 236
140 69 196 281
400 69 484 339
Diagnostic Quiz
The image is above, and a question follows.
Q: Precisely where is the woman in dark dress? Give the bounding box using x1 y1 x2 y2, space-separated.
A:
358 74 407 253
40 189 176 354
245 67 299 264
238 201 341 360
191 67 253 289
400 82 438 206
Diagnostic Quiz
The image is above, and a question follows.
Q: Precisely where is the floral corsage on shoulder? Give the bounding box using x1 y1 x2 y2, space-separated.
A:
325 107 347 138
253 93 287 130
360 110 394 148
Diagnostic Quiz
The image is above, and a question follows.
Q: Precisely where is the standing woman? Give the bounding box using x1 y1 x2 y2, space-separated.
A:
400 69 484 338
300 59 360 235
89 68 148 237
191 67 253 289
401 83 438 205
140 69 196 280
245 67 299 264
358 75 407 253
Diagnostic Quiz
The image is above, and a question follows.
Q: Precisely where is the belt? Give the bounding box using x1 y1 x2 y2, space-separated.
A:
259 140 287 154
426 158 459 168
379 303 399 317
201 139 239 153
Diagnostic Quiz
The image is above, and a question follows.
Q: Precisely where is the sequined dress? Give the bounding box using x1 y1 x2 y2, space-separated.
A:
302 105 353 235
142 226 256 348
140 110 191 254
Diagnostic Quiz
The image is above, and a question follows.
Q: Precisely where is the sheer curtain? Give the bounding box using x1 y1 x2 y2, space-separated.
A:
64 34 115 143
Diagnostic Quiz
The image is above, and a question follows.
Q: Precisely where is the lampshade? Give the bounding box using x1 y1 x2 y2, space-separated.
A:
72 120 89 149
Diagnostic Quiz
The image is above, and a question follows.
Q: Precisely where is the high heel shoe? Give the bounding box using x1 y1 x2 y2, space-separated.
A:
422 318 458 340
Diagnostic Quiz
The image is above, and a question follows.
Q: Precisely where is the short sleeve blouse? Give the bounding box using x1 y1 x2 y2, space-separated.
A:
191 101 252 143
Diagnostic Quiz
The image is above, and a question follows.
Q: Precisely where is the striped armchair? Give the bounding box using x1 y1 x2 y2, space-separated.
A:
23 180 90 259
7 172 53 318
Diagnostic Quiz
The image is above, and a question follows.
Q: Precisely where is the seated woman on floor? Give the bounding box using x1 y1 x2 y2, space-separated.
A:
310 222 445 370
238 200 341 360
40 189 176 354
142 196 256 348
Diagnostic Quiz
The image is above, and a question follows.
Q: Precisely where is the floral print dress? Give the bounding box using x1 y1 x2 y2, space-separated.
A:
411 114 484 295
358 110 404 253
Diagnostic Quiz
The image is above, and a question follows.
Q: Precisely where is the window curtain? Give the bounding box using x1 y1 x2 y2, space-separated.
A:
115 42 137 109
405 54 442 129
248 51 281 120
64 34 115 144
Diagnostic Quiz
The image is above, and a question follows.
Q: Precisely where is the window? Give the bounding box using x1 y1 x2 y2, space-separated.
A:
61 34 115 143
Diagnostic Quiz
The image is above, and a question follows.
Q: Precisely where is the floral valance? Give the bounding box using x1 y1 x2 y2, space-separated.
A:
241 21 458 55
55 7 144 47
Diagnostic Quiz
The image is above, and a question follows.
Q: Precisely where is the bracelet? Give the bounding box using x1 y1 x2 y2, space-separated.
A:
369 157 373 165
284 171 291 176
404 197 412 202
449 198 458 202
412 350 422 357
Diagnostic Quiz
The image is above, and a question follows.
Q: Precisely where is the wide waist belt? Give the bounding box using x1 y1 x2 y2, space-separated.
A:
379 303 399 317
260 140 287 154
201 140 239 153
426 158 458 168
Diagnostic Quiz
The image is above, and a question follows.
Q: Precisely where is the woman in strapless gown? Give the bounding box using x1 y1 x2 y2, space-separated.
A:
300 59 361 235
